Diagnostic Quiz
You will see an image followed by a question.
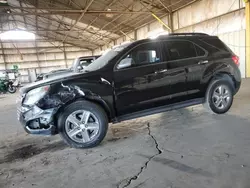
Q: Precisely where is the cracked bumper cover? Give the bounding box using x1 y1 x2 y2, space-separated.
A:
17 105 57 135
17 83 87 135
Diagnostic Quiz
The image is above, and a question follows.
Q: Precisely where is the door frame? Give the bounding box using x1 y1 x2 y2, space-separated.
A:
113 41 164 72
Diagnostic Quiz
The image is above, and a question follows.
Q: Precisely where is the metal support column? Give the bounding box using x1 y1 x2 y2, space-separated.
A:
169 13 174 33
0 41 7 70
0 22 7 70
246 0 250 77
63 43 68 68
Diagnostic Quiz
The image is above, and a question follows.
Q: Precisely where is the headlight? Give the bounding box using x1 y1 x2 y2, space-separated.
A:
23 85 50 106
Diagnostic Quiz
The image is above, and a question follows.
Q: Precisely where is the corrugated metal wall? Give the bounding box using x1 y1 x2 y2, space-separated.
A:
0 41 92 82
173 0 246 77
219 30 246 77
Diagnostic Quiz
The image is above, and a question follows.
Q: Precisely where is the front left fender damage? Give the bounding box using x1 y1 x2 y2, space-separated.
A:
20 83 86 135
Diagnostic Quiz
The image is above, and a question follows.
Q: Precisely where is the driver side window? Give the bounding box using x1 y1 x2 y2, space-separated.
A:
117 42 161 70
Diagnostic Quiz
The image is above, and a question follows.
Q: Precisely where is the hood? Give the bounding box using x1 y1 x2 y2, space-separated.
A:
20 72 85 94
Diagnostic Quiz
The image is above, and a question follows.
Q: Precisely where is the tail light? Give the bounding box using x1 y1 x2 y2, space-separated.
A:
232 55 240 67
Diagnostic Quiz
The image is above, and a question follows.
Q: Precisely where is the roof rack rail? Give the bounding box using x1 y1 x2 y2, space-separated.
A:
168 33 209 36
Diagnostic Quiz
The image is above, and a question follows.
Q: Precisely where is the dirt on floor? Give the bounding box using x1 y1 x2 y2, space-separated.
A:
1 79 250 188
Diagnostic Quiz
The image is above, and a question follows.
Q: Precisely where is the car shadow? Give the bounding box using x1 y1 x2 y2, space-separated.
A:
104 104 250 146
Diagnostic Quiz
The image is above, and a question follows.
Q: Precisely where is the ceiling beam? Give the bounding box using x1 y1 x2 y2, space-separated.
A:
88 1 138 44
60 0 95 45
0 28 116 32
2 19 97 50
0 10 166 16
91 1 156 43
80 0 122 35
38 0 123 39
156 0 171 13
109 0 201 42
0 6 166 13
140 0 167 11
36 15 115 39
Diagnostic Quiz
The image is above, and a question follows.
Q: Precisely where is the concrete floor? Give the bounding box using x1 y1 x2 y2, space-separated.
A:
0 79 250 188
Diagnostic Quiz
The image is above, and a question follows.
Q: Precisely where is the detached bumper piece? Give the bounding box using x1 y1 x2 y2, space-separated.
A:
25 124 56 135
17 105 57 135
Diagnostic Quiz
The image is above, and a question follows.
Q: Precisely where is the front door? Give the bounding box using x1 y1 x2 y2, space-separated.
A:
113 41 172 116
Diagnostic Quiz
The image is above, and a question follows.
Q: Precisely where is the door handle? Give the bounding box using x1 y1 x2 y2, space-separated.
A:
198 60 208 65
155 69 168 74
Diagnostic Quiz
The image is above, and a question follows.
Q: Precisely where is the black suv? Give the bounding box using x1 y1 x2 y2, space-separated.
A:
17 33 241 148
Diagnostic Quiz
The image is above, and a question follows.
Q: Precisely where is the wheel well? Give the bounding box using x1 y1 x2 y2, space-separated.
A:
209 73 236 91
86 98 112 121
54 97 112 126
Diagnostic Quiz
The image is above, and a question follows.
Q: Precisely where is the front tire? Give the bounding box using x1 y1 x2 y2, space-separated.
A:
204 79 234 114
8 85 17 93
57 100 108 148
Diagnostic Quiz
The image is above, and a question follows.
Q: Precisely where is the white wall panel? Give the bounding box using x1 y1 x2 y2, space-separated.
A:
66 51 87 59
192 18 219 34
125 32 135 41
0 55 4 63
219 30 246 78
66 60 73 67
136 26 148 40
173 12 179 30
116 37 124 45
149 21 162 31
0 64 5 70
174 0 246 77
4 49 37 54
178 5 193 28
0 41 92 82
93 48 101 56
174 0 243 31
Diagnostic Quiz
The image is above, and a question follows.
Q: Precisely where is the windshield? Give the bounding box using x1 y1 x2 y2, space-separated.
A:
84 43 130 72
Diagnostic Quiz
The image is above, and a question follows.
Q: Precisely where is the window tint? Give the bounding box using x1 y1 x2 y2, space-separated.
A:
118 42 161 69
201 38 230 52
195 45 206 56
164 41 197 61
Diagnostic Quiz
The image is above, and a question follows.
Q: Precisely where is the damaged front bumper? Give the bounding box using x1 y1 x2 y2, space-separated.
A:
17 104 57 135
17 82 86 135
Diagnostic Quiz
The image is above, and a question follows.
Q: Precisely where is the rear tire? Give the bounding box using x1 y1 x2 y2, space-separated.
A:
57 100 108 148
203 79 234 114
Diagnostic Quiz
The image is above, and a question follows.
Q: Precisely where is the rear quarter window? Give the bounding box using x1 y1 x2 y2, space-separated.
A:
201 38 231 53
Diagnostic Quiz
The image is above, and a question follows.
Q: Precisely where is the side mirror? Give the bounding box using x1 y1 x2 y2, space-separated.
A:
77 66 83 71
117 58 132 69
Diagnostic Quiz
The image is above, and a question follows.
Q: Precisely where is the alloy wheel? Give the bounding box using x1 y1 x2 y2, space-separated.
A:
65 110 100 143
212 85 231 110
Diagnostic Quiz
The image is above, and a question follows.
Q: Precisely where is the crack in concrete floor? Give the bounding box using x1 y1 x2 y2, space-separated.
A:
117 122 163 188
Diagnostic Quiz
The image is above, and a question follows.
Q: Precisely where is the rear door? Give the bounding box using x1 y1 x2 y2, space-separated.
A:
162 40 208 100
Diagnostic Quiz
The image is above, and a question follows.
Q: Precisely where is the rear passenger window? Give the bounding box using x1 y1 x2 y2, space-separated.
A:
163 41 204 61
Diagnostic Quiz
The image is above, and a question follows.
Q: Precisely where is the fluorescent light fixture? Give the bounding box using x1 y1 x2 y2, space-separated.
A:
0 0 8 4
0 30 35 40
